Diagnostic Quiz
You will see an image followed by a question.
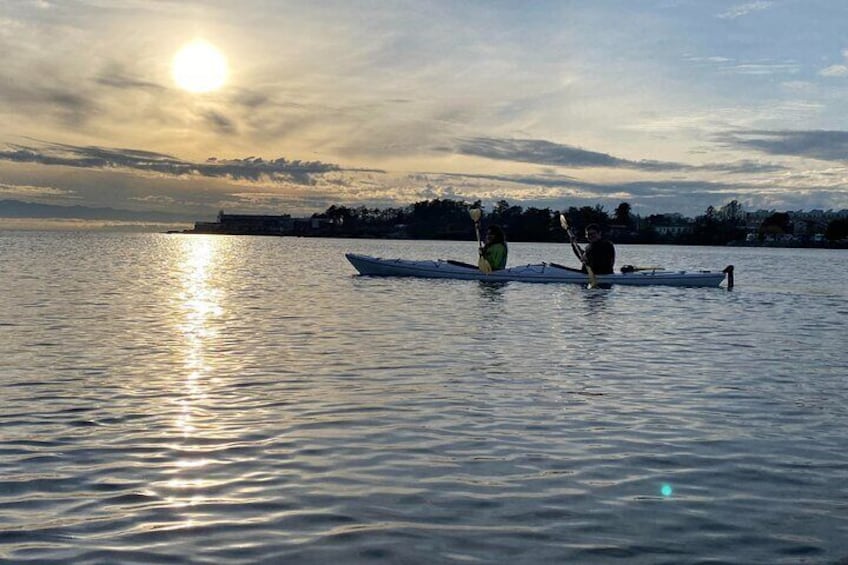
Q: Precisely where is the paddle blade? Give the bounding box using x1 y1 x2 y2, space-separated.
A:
478 256 493 274
469 208 482 222
586 266 598 289
559 213 569 231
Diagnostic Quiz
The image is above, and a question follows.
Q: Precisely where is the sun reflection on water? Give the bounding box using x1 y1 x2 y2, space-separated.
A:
174 236 225 436
160 236 231 511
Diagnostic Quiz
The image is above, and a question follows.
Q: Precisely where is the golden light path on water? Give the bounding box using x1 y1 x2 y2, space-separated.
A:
166 236 226 511
176 236 221 433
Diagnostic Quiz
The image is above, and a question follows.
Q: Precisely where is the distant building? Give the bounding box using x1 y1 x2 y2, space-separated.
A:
191 210 294 235
653 224 692 236
292 217 334 235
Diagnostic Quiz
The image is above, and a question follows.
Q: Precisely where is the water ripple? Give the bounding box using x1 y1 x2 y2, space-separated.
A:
1 234 847 563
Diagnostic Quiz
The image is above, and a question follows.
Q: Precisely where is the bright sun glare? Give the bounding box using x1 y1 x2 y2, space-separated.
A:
171 40 228 93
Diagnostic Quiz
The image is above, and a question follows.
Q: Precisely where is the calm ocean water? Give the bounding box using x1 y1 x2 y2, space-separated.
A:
1 231 847 564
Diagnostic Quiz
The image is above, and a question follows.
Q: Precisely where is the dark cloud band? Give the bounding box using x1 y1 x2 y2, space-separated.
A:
721 130 848 161
0 141 341 184
450 136 786 174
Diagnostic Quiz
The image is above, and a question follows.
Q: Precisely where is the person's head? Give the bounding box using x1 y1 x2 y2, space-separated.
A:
585 223 602 242
486 224 505 244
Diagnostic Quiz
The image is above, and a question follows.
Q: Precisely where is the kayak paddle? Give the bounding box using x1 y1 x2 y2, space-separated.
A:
469 208 492 274
559 213 597 288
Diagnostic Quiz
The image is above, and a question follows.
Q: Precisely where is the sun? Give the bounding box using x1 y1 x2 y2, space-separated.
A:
171 40 228 93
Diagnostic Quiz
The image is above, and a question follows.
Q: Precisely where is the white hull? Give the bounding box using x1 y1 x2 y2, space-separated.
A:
346 254 732 288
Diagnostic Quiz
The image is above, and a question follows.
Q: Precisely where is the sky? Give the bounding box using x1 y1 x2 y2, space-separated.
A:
3 0 848 226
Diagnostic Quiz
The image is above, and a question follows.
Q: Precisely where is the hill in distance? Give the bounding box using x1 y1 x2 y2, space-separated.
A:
0 199 201 223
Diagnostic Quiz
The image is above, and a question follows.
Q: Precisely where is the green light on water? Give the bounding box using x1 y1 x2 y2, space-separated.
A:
661 484 673 497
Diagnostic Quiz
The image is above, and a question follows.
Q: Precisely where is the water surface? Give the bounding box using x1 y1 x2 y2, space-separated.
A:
1 232 847 564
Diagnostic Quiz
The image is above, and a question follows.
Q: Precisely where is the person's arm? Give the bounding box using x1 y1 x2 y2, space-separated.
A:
608 242 616 273
571 240 583 261
583 243 594 272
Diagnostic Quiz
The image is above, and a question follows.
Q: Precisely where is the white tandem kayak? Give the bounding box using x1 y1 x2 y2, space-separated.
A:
346 253 734 288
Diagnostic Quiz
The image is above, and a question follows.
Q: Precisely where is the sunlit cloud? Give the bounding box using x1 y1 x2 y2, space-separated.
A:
820 49 848 77
723 62 799 76
717 1 773 20
820 65 848 77
0 182 74 197
129 194 177 205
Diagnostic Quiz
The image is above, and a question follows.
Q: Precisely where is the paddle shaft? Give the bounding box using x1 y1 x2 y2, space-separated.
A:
469 208 492 273
559 214 597 287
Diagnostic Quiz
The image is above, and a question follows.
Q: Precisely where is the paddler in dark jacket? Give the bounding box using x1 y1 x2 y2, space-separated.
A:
577 223 615 275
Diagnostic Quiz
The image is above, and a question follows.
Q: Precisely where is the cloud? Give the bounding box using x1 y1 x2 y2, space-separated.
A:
820 49 848 77
0 82 97 126
202 110 238 135
451 137 689 172
96 66 163 91
717 1 773 20
721 130 848 161
0 182 74 197
724 62 799 76
0 141 341 183
820 65 848 77
231 89 272 110
448 137 785 175
422 171 726 199
699 159 786 174
404 166 844 216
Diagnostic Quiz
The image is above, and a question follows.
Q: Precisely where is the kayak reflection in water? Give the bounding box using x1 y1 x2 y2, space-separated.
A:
481 225 508 271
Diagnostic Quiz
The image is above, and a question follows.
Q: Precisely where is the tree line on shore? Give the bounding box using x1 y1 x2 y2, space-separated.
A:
312 198 848 245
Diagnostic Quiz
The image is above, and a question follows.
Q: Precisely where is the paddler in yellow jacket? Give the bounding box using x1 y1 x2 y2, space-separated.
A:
480 225 508 271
